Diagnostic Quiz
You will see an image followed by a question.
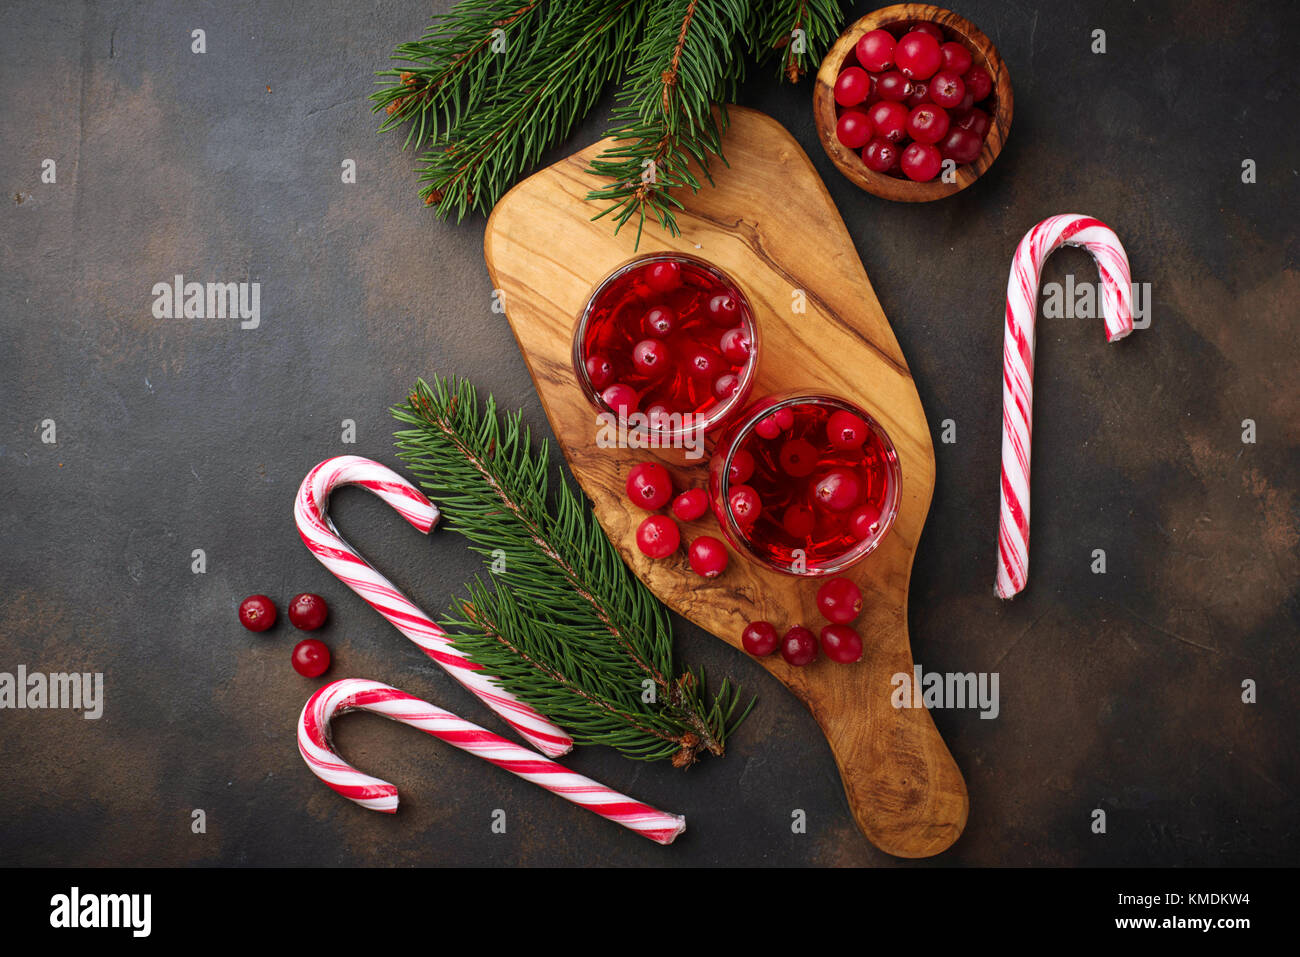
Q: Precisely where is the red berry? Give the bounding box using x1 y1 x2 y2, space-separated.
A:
728 484 762 526
780 626 818 666
781 503 816 539
875 70 911 102
291 638 331 677
905 81 930 109
645 403 671 430
939 41 973 75
288 593 329 631
856 29 895 72
909 21 945 43
867 100 909 143
955 107 990 138
755 406 794 439
644 306 675 338
688 536 729 578
964 65 993 102
707 292 740 325
849 502 883 539
900 141 942 181
820 624 864 664
713 373 741 400
778 438 819 477
834 67 871 107
645 260 681 293
686 349 721 379
636 514 680 559
719 326 753 365
238 594 277 632
827 410 868 450
585 355 615 390
813 468 862 512
741 620 779 657
939 126 983 164
601 383 638 415
906 103 950 144
862 137 900 173
632 339 670 377
671 488 709 522
816 578 863 624
836 109 874 149
625 462 673 510
728 448 755 485
895 30 942 81
928 70 965 109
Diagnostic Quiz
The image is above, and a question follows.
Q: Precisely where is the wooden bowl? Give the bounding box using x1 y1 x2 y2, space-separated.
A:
814 4 1013 202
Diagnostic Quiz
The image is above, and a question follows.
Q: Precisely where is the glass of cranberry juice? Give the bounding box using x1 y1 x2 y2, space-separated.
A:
573 253 759 441
709 393 902 576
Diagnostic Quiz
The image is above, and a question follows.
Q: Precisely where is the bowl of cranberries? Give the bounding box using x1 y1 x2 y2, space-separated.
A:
708 392 902 577
813 4 1012 201
573 253 760 441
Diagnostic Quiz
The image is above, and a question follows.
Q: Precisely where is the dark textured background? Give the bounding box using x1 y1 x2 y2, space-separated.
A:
1 0 1296 867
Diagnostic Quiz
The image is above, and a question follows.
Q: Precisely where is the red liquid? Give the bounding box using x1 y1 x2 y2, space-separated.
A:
579 258 755 425
732 403 893 568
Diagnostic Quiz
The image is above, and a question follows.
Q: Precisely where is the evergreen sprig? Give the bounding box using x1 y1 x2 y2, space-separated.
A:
372 0 843 239
392 376 751 765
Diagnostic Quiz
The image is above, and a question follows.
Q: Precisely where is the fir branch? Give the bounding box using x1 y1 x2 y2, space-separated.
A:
392 375 751 765
750 0 845 83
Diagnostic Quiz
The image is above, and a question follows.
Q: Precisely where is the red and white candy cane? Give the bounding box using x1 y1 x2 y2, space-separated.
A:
997 215 1135 599
299 679 685 845
295 455 572 757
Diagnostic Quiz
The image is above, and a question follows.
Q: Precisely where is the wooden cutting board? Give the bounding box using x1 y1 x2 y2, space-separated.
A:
483 106 967 858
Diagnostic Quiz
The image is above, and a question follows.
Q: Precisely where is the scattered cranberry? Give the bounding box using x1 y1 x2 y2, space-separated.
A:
625 462 673 511
728 448 755 485
238 594 277 632
585 355 614 390
834 66 871 107
964 65 993 102
644 306 675 338
928 70 965 109
862 137 900 173
292 638 331 678
778 438 820 477
940 126 983 164
906 104 950 145
671 488 709 522
895 30 942 80
849 502 883 540
816 577 863 624
645 260 681 293
820 625 864 664
601 383 638 416
636 515 680 559
781 503 816 539
867 100 909 143
900 141 942 182
836 109 874 149
875 70 910 102
707 293 739 325
741 620 779 657
632 339 670 377
826 410 868 450
856 29 895 72
780 626 818 666
813 468 862 512
719 326 752 364
728 484 762 526
688 536 729 578
939 40 973 75
288 593 329 631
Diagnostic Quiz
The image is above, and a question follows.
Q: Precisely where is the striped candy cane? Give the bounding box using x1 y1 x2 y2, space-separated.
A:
295 455 572 757
299 679 686 845
997 215 1135 599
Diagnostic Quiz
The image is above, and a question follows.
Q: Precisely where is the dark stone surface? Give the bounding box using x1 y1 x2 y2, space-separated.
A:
1 0 1296 866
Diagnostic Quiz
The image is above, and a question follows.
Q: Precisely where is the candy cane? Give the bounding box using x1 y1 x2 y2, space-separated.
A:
997 215 1135 599
299 679 686 845
295 455 572 756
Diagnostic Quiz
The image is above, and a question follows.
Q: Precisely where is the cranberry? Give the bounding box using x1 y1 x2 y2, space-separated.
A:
645 260 681 293
906 104 950 144
816 577 863 624
719 325 752 364
862 137 900 173
688 536 729 578
836 109 874 149
909 21 945 43
900 141 942 181
713 373 741 400
288 593 329 631
781 503 816 539
905 81 930 109
867 100 909 143
956 107 990 138
601 383 638 415
849 502 883 539
292 638 331 678
728 484 762 526
755 407 794 439
875 70 911 102
856 29 895 72
644 306 675 338
964 65 993 102
813 468 862 512
741 620 780 657
686 348 721 379
585 355 615 390
707 292 740 325
780 626 818 666
928 70 965 109
632 338 670 377
820 624 864 664
671 488 709 522
895 30 942 80
940 126 983 164
645 403 671 429
728 448 755 485
625 462 673 510
827 410 868 450
778 438 819 477
939 40 973 75
834 66 871 106
636 514 680 559
238 594 277 632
